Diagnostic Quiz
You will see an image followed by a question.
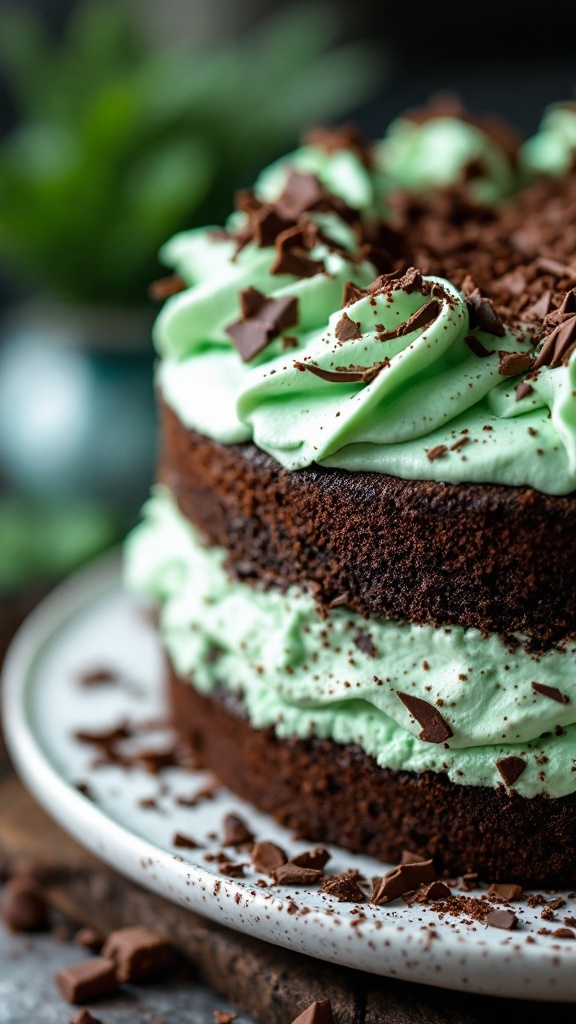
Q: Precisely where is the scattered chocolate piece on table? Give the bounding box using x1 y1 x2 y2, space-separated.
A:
55 958 119 1005
101 925 172 983
0 878 51 933
70 1010 103 1024
74 926 105 953
291 998 335 1024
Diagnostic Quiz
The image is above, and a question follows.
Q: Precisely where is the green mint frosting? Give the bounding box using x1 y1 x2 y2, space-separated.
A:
125 489 576 798
522 104 576 177
373 115 518 204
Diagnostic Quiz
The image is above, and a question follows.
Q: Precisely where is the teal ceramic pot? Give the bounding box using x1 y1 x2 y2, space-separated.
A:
0 300 157 517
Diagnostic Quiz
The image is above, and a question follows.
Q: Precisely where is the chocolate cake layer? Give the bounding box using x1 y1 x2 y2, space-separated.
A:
169 666 576 885
160 398 576 647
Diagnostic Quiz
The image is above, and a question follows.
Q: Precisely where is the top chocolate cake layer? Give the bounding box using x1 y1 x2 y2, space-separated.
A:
160 399 576 649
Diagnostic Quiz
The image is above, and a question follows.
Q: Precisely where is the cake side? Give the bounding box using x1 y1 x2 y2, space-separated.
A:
170 667 576 886
160 398 576 647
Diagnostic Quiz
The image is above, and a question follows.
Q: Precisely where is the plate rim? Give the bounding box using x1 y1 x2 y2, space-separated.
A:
2 556 576 1002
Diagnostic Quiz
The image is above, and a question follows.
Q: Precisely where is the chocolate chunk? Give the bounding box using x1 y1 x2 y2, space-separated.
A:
498 351 533 376
496 755 527 787
415 880 452 903
0 878 50 933
254 206 293 248
531 681 570 704
222 813 254 846
102 925 172 983
55 958 118 1005
274 172 351 223
465 334 492 358
397 693 453 743
74 927 104 953
485 909 518 930
70 1011 103 1024
371 859 437 906
291 848 331 871
291 999 335 1024
321 872 366 902
272 863 323 885
426 444 448 463
213 1012 237 1024
466 291 505 337
353 630 377 658
342 281 366 306
400 849 427 865
552 927 575 939
335 313 362 341
488 883 523 901
251 841 287 873
148 274 186 301
173 832 203 849
227 291 299 362
515 381 534 401
294 359 388 384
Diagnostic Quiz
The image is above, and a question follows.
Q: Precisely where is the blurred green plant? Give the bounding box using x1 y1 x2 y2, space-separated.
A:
0 1 382 305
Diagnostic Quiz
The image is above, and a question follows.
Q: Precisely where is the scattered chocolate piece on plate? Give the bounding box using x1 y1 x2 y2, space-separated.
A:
485 909 518 931
251 841 287 873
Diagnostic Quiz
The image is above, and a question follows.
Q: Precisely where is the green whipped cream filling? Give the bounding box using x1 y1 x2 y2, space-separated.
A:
157 259 576 494
125 488 576 798
373 115 518 204
522 105 576 177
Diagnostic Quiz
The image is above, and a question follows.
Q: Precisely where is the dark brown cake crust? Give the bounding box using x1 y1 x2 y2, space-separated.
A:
160 399 576 647
169 667 576 886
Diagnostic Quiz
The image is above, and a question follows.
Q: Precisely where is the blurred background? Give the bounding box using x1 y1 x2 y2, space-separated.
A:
0 0 575 653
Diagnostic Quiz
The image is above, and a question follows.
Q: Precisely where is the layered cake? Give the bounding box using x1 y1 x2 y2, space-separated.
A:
126 102 576 886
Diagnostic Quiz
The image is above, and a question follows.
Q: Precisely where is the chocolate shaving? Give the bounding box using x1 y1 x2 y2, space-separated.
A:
371 859 437 906
353 630 377 658
294 359 388 384
173 832 202 850
498 351 533 376
524 290 553 321
466 291 505 337
377 299 440 341
226 290 298 362
397 693 452 743
533 313 576 370
464 334 492 358
531 681 570 704
342 280 366 306
496 755 527 787
515 381 534 401
335 313 362 341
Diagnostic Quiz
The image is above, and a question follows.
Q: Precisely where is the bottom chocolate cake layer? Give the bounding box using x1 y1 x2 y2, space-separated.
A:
169 667 576 886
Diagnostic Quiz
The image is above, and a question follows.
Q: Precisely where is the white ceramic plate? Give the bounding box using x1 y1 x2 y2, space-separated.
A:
3 558 576 1002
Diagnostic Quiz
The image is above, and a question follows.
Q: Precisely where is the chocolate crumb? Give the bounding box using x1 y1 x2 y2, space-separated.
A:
321 872 366 902
213 1012 237 1024
173 832 203 850
222 813 254 847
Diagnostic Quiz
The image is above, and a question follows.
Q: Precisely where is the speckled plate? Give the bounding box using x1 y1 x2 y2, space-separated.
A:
3 557 576 1002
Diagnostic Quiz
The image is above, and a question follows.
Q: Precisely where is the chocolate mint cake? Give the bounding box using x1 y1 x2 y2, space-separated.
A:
126 101 576 886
